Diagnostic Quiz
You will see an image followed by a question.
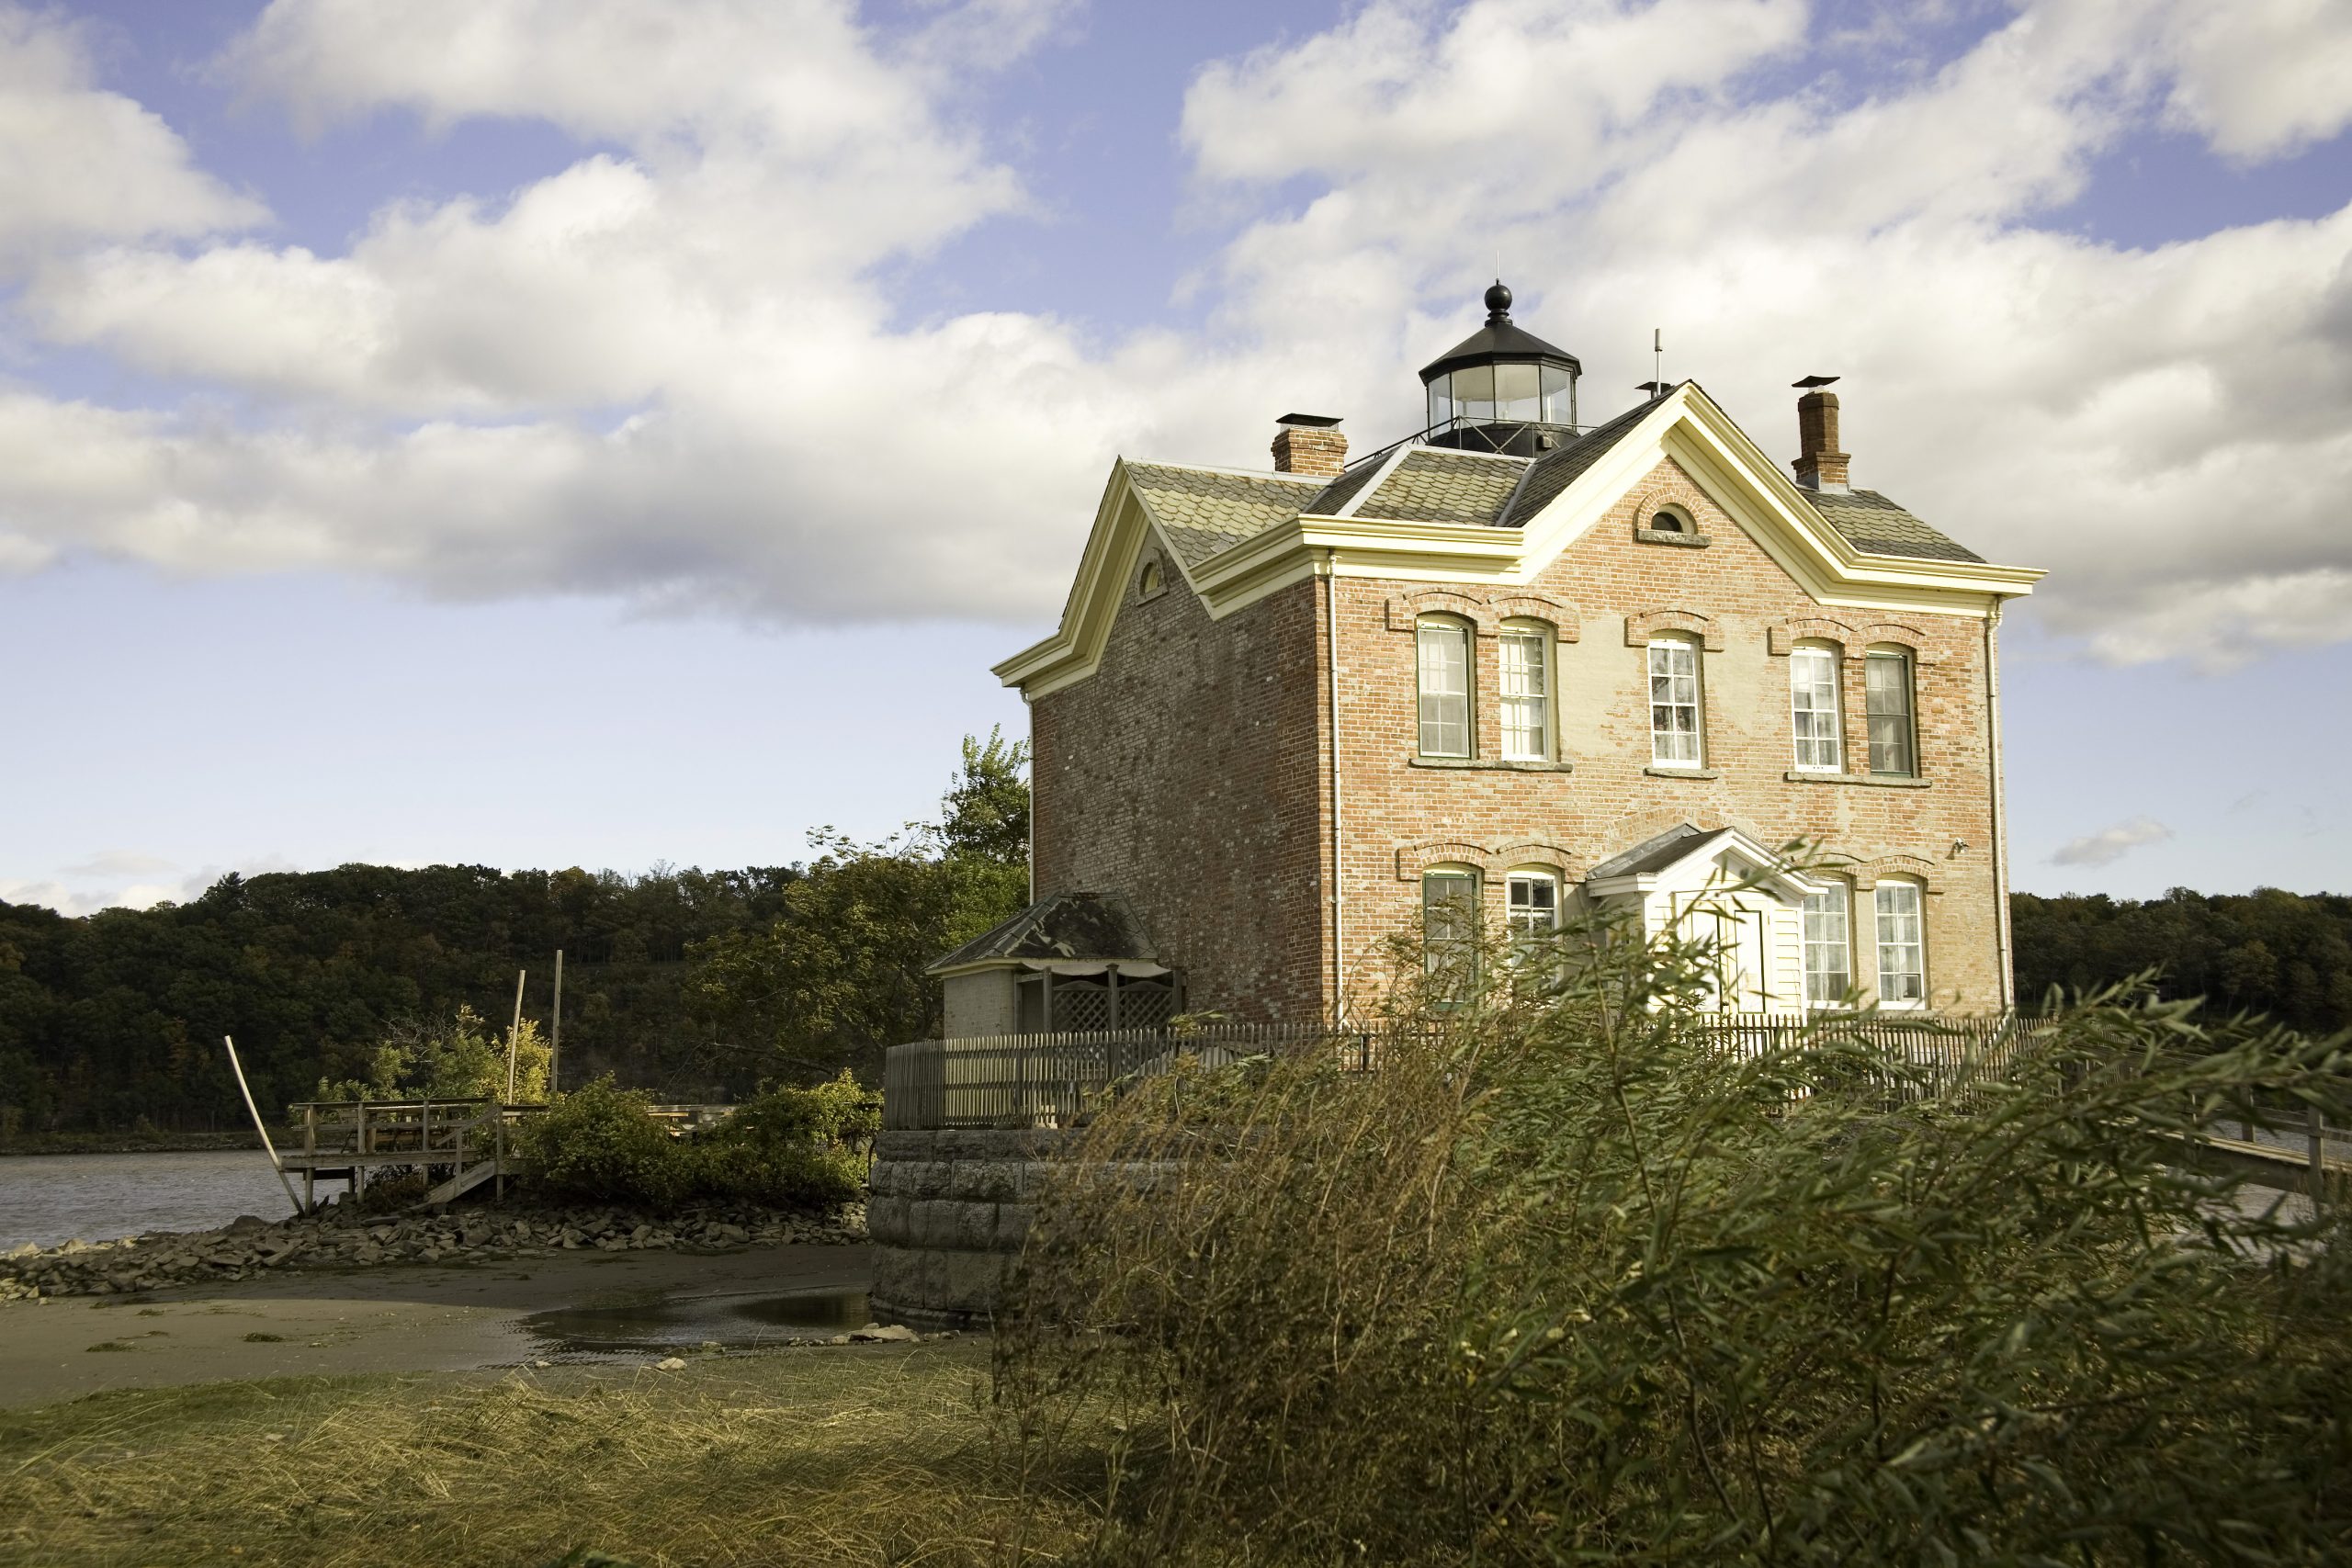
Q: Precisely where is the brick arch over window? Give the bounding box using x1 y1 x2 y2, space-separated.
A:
1857 621 1943 664
1766 617 1858 656
1838 853 1940 892
1623 607 1724 650
1385 588 1491 635
1490 594 1582 641
1394 839 1586 882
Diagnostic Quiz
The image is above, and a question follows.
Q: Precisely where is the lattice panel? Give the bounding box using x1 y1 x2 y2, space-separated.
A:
1049 981 1113 1032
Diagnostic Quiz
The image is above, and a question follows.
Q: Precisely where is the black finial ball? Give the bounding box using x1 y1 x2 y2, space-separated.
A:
1484 280 1512 317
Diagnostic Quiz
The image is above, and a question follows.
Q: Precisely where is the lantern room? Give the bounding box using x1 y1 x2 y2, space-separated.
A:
1419 281 1582 457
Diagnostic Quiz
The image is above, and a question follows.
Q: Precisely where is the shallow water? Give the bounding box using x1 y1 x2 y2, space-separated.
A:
0 1150 300 1250
520 1288 873 1359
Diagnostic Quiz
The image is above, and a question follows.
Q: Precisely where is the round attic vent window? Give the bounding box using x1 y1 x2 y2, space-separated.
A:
1138 558 1164 597
1649 511 1686 534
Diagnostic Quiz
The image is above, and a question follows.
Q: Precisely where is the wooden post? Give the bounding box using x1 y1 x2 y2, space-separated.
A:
354 1096 367 1203
506 968 527 1101
222 1035 305 1217
550 950 564 1099
2310 1104 2327 1214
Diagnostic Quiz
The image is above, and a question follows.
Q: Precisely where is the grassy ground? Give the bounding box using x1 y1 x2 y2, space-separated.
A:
0 1340 1100 1568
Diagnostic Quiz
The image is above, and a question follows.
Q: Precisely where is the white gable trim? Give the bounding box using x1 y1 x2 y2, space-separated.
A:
1584 827 1826 905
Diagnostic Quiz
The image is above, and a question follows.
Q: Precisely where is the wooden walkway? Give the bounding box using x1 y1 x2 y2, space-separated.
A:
280 1098 736 1211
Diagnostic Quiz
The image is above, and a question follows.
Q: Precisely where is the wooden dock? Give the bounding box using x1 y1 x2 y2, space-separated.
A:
280 1098 736 1211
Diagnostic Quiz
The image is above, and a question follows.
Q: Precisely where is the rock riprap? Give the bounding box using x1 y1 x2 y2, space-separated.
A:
0 1200 866 1302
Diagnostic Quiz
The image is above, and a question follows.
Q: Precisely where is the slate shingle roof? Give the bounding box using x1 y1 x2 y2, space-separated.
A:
1497 398 1661 525
1122 392 1984 568
1349 448 1529 525
1589 824 1723 880
1126 463 1324 566
1801 488 1983 563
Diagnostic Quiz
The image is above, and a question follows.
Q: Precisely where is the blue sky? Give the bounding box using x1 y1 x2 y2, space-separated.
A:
0 0 2348 914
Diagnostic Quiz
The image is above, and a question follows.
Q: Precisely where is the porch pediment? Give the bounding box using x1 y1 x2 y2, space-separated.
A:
1583 824 1824 905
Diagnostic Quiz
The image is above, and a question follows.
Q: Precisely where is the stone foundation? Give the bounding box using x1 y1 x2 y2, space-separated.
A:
865 1128 1080 1330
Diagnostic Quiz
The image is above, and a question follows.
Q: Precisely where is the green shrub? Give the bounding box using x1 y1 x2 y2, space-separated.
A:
511 1077 683 1206
1001 900 2352 1565
681 1073 879 1211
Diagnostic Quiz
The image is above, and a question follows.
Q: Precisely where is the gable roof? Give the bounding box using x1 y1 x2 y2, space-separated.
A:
997 382 2043 698
927 891 1158 976
1126 463 1325 568
1585 822 1822 903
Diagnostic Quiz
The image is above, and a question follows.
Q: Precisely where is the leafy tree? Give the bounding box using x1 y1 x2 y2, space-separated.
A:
685 734 1031 1081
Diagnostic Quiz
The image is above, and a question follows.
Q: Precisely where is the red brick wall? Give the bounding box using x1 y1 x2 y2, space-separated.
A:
1330 455 2007 1011
1030 563 1329 1022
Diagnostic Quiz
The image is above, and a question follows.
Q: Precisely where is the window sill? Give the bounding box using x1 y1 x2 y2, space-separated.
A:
1781 771 1931 789
1409 756 1575 773
1643 766 1720 780
1634 527 1711 547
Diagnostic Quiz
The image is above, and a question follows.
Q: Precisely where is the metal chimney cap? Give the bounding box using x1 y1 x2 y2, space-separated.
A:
1275 412 1343 428
1792 374 1841 389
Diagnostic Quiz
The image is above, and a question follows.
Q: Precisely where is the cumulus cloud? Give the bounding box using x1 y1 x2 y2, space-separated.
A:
2051 817 2176 868
0 0 2346 658
0 6 262 260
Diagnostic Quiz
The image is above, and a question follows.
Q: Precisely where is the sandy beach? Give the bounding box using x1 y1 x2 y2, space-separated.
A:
0 1243 872 1409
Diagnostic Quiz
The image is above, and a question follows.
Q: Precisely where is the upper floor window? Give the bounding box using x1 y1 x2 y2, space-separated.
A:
1416 617 1473 757
1422 866 1480 993
1789 644 1843 772
1498 621 1551 761
1802 884 1852 1008
1505 868 1560 969
1866 649 1917 776
1647 637 1702 766
1874 881 1926 1007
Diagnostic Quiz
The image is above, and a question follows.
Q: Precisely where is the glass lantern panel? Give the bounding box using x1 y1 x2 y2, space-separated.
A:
1449 364 1495 422
1496 361 1541 423
1427 375 1453 430
1541 364 1574 424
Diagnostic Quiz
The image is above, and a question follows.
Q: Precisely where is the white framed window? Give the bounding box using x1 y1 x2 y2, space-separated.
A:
1422 866 1480 991
1417 617 1472 758
1498 621 1551 761
1802 884 1852 1008
1505 869 1560 969
1874 881 1926 1007
1647 637 1702 766
1866 649 1917 777
1789 644 1842 772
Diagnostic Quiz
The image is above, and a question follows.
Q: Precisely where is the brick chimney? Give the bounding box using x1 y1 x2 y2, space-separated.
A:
1272 412 1346 476
1790 377 1849 491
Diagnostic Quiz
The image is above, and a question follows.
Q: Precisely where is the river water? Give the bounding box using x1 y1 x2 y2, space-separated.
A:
0 1151 300 1251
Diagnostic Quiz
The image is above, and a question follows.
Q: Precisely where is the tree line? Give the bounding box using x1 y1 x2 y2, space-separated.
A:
4 761 2346 1135
0 732 1029 1137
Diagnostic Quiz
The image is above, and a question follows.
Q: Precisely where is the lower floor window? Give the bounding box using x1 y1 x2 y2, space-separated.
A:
1874 883 1926 1004
1422 869 1480 989
1802 886 1851 1007
1506 871 1560 969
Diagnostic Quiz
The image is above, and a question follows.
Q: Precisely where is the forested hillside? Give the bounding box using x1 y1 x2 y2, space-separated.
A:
2011 887 2352 1034
0 734 1030 1137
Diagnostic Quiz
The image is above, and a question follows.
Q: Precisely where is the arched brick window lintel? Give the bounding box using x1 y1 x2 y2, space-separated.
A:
1386 590 1492 635
1858 623 1943 665
1843 854 1940 893
1396 841 1498 880
1623 607 1724 651
1767 618 1857 656
1492 597 1581 640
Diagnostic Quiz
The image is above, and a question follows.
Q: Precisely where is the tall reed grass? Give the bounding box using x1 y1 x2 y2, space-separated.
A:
997 902 2352 1564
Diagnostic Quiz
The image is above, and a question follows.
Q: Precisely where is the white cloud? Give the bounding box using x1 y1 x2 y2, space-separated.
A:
0 6 262 260
0 0 2347 662
2051 817 2176 868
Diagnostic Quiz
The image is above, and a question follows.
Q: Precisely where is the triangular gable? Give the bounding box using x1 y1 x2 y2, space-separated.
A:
1584 823 1824 905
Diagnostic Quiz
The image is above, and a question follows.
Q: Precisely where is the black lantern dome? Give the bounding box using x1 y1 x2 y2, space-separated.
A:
1419 281 1581 456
